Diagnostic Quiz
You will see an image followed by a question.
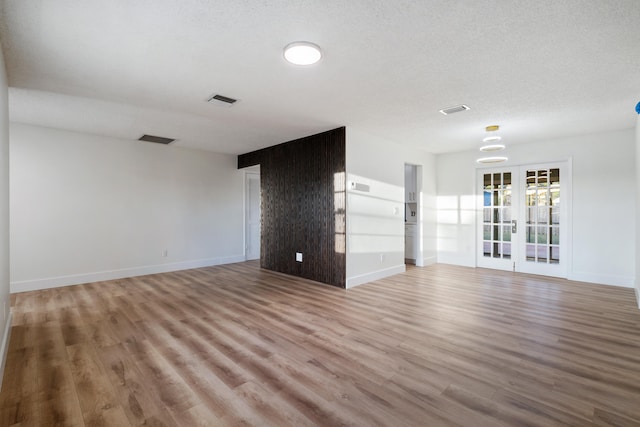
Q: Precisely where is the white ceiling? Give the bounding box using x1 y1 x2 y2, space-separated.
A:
1 1 639 155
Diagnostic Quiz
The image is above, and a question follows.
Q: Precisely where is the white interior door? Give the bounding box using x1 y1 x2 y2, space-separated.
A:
477 162 568 277
245 172 261 261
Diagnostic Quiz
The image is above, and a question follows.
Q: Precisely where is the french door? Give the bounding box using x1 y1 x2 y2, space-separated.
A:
477 162 568 278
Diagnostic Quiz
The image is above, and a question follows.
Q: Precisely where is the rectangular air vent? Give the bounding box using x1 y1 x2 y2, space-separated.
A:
138 134 175 144
208 94 238 106
439 104 470 115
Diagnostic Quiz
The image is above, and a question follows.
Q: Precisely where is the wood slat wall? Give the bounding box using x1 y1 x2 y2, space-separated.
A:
238 127 346 287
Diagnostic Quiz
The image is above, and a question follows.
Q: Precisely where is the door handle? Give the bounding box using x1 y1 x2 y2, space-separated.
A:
512 220 517 233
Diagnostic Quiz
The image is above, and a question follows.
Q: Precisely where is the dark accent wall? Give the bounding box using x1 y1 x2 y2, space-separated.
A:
238 127 346 288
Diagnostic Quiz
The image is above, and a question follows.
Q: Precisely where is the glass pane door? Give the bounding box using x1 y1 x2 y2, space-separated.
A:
518 163 566 277
477 168 517 271
477 162 568 277
524 168 560 264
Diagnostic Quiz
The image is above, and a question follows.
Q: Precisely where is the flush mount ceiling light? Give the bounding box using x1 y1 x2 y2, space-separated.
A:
477 125 507 163
283 41 322 65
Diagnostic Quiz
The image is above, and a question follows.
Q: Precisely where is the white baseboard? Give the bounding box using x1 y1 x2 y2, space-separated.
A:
0 311 12 392
567 272 635 289
10 255 247 293
635 287 640 309
346 264 406 289
422 256 437 266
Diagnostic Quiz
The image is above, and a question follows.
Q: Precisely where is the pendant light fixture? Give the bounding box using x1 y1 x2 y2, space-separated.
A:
477 125 507 164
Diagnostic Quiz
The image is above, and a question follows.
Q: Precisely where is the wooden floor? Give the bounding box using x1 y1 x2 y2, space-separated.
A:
1 262 640 426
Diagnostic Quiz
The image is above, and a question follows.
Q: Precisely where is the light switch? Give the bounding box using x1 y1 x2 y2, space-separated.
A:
296 252 303 262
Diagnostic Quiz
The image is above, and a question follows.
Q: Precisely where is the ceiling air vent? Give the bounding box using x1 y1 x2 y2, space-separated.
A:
138 134 175 144
208 94 238 107
439 104 470 115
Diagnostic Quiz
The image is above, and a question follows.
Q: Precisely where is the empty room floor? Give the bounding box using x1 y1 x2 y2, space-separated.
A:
0 262 639 426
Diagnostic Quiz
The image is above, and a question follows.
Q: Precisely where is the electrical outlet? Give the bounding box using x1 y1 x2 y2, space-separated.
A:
296 252 303 262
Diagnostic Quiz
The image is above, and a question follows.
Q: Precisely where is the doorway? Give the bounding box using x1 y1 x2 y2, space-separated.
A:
245 171 261 261
477 162 569 277
405 164 421 266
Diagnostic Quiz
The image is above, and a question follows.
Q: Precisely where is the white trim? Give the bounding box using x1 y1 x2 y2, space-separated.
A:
635 287 640 309
244 171 261 261
0 311 12 391
421 256 437 266
567 271 635 289
10 255 246 293
346 264 406 289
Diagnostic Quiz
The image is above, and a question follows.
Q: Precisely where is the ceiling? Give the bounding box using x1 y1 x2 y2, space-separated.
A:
1 1 639 155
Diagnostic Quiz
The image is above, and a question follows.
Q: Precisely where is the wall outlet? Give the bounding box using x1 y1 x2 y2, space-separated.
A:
296 252 303 262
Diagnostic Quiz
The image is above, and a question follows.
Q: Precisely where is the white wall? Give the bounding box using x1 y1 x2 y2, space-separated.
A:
10 123 245 292
437 128 636 288
345 127 437 287
0 38 13 388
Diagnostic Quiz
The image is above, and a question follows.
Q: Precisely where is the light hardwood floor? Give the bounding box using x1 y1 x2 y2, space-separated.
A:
1 262 640 426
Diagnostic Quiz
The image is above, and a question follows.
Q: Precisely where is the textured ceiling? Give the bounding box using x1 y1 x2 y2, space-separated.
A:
1 0 639 154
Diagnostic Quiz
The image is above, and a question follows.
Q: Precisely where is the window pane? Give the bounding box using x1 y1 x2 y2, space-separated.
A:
503 173 511 186
483 190 491 207
503 243 511 259
537 246 548 262
484 225 491 240
493 225 500 240
538 207 549 225
537 188 549 206
526 189 536 207
493 190 501 206
503 208 511 223
537 226 548 244
502 226 511 242
503 189 512 206
551 207 560 224
493 242 501 258
526 226 536 243
551 246 560 263
537 170 548 186
551 227 559 245
483 242 491 257
526 244 536 261
483 208 492 223
526 207 536 224
484 174 492 189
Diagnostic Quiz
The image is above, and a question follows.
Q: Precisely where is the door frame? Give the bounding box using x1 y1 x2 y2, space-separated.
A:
404 163 425 267
244 168 261 261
